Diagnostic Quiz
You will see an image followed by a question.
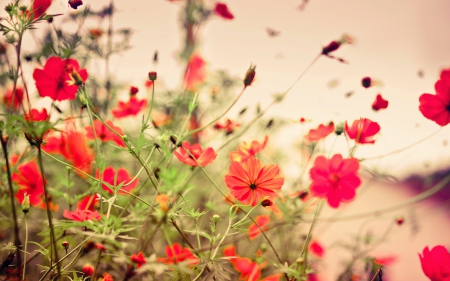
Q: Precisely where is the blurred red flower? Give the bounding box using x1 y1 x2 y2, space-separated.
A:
223 244 238 265
63 209 101 222
345 118 380 144
309 240 325 258
214 2 234 20
229 136 268 162
309 154 361 208
32 0 52 18
305 122 335 142
96 166 139 195
131 252 146 268
374 255 397 266
215 118 240 135
13 161 58 211
25 108 49 122
247 215 270 240
234 258 262 281
174 141 217 167
111 97 147 119
68 0 83 9
184 53 206 92
419 68 450 126
77 194 100 211
43 121 95 177
372 94 389 111
33 57 88 101
3 87 24 110
101 273 113 281
157 243 199 266
85 120 125 147
82 264 94 276
419 245 450 281
225 157 283 206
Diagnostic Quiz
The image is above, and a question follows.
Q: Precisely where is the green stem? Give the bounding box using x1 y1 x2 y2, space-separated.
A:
37 144 61 279
22 214 28 280
300 200 322 276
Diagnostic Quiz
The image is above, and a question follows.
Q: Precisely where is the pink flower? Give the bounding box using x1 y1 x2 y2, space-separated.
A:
184 53 207 92
419 245 450 281
247 215 270 240
85 120 125 147
309 240 325 258
309 154 361 208
419 68 450 126
344 118 380 144
96 166 139 195
111 97 147 119
63 209 101 222
305 122 335 142
214 2 234 20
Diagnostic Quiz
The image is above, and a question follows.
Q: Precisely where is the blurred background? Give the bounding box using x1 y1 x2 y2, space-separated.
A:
14 0 450 280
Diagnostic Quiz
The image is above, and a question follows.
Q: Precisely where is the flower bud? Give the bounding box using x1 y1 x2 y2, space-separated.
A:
396 217 404 226
47 16 53 23
335 122 344 135
62 241 69 250
19 5 27 12
212 214 221 222
129 86 139 96
148 71 157 81
261 198 273 207
82 264 95 276
260 243 268 252
361 77 372 88
298 190 308 201
68 0 83 9
322 41 340 55
296 257 305 264
22 193 30 213
244 65 256 87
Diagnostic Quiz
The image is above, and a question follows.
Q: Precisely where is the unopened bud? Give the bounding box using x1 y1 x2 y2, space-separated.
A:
361 77 372 88
79 92 88 106
129 86 139 96
71 70 84 86
22 193 30 213
261 198 273 207
244 65 256 87
396 217 404 226
298 190 308 200
19 6 27 12
322 41 340 55
82 264 95 276
62 241 69 250
260 243 268 252
296 257 305 264
148 71 157 81
212 214 221 222
335 122 344 135
47 16 54 23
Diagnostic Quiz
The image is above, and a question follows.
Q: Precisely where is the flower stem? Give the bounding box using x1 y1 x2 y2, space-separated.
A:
22 214 28 280
37 144 61 279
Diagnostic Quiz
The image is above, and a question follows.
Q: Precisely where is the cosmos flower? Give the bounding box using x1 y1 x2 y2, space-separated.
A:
33 57 88 101
372 94 389 111
215 118 240 135
85 120 125 147
184 53 207 92
305 122 335 142
225 157 283 206
111 97 147 119
157 243 199 266
309 154 361 208
32 0 52 18
247 215 270 240
419 245 450 281
419 68 450 126
344 118 380 144
308 240 325 258
131 252 146 268
24 108 49 122
63 209 101 222
229 136 268 162
174 141 217 167
96 166 139 195
77 194 100 211
3 87 24 110
214 2 234 20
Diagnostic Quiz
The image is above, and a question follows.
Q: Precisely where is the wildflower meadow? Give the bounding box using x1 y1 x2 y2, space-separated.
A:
0 0 449 280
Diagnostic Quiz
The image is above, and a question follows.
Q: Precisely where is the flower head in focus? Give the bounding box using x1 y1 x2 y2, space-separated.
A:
309 154 361 208
33 57 88 101
419 68 450 126
225 157 283 206
419 245 450 281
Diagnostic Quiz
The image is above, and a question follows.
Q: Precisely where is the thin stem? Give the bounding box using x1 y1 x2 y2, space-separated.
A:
0 132 22 278
300 200 322 276
22 214 28 280
37 144 61 279
370 268 382 281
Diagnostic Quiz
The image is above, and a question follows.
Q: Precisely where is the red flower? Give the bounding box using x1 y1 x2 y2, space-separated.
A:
309 154 361 208
63 209 101 222
305 122 335 142
308 240 325 258
68 0 83 9
32 0 52 18
43 121 95 177
82 264 94 276
77 194 100 211
13 161 58 211
85 120 125 147
214 2 234 20
247 215 270 240
157 243 199 266
25 108 49 122
419 245 450 281
225 157 284 206
100 273 113 281
215 118 240 135
229 136 268 162
184 53 207 92
4 87 24 110
174 141 217 167
234 258 262 281
33 57 88 101
96 166 138 195
344 118 380 144
419 68 450 126
372 94 389 111
223 245 238 265
321 34 353 56
374 255 397 266
111 97 147 119
129 86 139 96
131 252 146 268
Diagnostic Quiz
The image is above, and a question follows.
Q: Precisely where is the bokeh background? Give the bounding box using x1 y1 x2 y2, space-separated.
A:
12 0 450 280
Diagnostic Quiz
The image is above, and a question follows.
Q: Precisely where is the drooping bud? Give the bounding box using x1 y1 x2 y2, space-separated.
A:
244 65 256 87
148 71 157 81
22 193 30 213
334 122 344 135
322 34 353 56
261 198 273 207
